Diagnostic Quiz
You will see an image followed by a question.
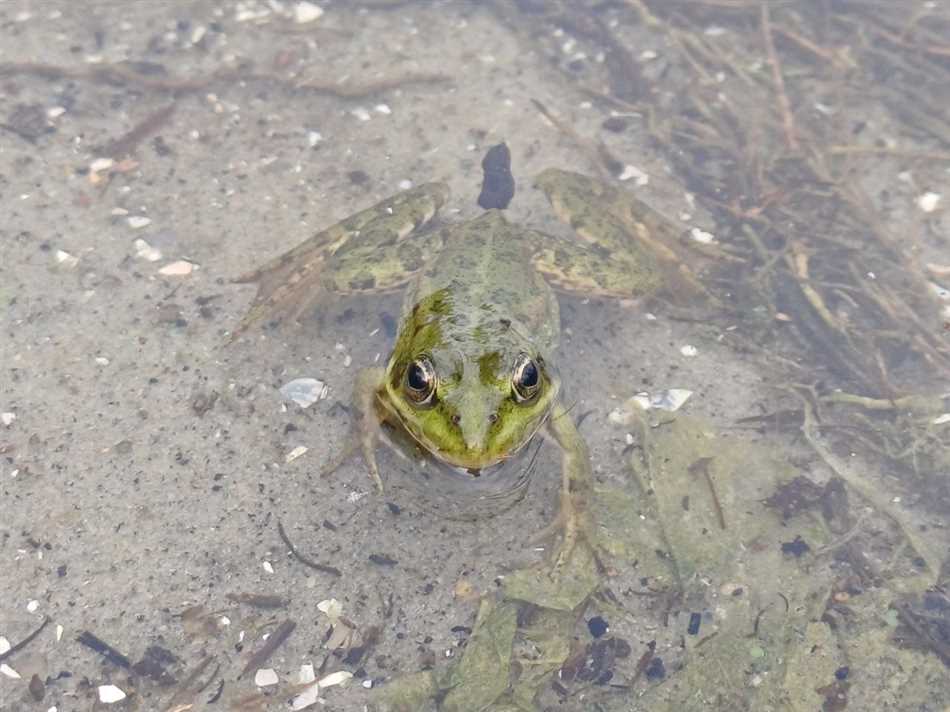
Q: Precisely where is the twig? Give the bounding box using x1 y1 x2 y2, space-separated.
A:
239 619 296 678
760 4 799 151
0 617 49 663
277 519 342 577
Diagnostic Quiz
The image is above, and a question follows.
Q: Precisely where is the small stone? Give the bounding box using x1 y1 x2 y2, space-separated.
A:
0 412 15 427
98 685 127 703
307 130 323 147
262 561 274 574
0 637 10 654
374 104 391 115
26 600 39 613
690 227 715 244
398 179 413 190
89 157 114 174
294 1 324 23
254 668 279 687
127 215 152 229
134 239 163 262
351 107 371 122
158 260 195 276
680 344 698 357
917 191 941 213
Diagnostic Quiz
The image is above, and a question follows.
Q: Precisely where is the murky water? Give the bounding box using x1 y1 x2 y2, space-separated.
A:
1 2 948 711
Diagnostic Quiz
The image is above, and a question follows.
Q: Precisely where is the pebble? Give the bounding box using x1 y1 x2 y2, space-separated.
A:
262 561 274 574
294 1 324 23
127 216 152 229
680 344 698 357
134 239 163 262
26 600 39 613
158 260 195 276
98 685 127 703
917 191 941 213
254 668 279 687
690 227 715 244
0 413 15 427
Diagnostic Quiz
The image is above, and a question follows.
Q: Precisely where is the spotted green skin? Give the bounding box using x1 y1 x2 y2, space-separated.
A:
238 168 664 476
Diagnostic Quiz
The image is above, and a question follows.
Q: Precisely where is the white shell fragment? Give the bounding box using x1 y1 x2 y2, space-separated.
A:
0 413 15 427
98 685 127 703
262 561 274 574
127 216 152 229
89 157 114 174
318 670 353 688
609 389 694 424
26 599 39 613
0 637 10 654
680 344 699 357
134 239 163 262
1 663 21 679
292 683 322 710
933 413 950 426
916 191 941 213
55 250 79 269
649 389 694 412
298 664 316 685
294 1 324 23
280 378 329 408
285 445 309 463
690 227 715 244
158 260 195 276
618 164 649 185
254 668 279 687
317 598 343 619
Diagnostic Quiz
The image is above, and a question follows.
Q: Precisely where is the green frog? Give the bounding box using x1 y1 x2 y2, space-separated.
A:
233 167 675 567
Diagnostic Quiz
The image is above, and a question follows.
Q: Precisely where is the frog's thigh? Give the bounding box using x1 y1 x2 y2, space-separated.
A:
325 226 444 295
531 235 661 298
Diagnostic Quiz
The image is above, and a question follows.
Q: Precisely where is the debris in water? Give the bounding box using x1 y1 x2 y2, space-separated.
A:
280 378 328 408
76 630 131 668
254 668 279 687
98 685 127 703
239 619 296 678
285 445 308 463
916 191 941 213
134 239 163 262
294 1 324 23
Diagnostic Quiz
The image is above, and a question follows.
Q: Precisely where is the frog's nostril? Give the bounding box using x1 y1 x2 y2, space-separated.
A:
451 414 461 426
488 413 498 424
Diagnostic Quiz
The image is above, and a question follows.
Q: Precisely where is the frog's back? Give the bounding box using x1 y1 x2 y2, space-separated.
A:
402 210 559 353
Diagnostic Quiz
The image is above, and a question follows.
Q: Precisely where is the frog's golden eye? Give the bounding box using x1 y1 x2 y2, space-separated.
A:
405 357 437 405
512 354 541 403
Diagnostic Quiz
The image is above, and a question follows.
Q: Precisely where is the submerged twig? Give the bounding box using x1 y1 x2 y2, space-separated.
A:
277 519 342 577
0 617 49 663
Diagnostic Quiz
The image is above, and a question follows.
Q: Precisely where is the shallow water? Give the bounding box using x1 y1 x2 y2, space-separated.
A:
1 2 948 711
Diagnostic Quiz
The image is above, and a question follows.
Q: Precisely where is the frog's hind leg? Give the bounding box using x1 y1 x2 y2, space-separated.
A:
533 168 707 300
230 182 449 341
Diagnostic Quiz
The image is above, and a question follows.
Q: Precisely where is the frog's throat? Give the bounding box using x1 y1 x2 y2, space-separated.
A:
376 392 552 472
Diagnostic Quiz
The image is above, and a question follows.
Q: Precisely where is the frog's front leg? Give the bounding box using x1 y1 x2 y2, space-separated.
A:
542 401 595 571
321 366 386 493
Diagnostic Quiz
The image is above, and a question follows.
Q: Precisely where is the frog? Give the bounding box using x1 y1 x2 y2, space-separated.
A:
233 166 678 567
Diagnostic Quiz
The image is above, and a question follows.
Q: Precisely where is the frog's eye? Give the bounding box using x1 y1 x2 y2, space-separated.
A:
405 357 437 405
512 354 541 403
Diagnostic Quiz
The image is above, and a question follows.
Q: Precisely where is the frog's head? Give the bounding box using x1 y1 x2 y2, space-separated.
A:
381 300 559 472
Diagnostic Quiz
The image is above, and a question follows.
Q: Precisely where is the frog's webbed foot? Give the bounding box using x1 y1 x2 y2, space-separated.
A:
320 367 386 493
